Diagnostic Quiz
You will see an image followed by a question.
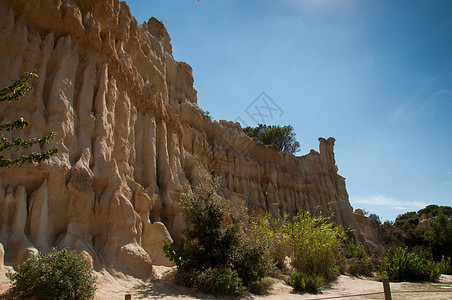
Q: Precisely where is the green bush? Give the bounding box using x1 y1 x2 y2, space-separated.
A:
7 248 96 300
177 177 242 271
250 211 343 294
286 211 343 281
438 256 452 275
230 234 273 286
338 240 374 277
163 177 272 295
249 213 289 271
342 240 368 261
197 268 245 296
381 247 442 282
249 277 276 295
289 272 322 294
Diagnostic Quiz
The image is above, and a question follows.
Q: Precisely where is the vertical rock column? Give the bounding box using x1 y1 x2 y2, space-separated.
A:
319 137 337 171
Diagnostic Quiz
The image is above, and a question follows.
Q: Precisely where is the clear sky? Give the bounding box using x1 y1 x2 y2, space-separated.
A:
126 0 452 222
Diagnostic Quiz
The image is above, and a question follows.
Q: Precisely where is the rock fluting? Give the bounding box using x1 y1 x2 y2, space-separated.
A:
0 0 362 277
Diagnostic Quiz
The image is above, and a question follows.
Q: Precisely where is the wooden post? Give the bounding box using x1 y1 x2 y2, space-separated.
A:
382 278 392 300
125 294 132 300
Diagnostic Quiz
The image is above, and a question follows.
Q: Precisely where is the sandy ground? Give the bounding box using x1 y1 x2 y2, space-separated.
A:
1 265 452 300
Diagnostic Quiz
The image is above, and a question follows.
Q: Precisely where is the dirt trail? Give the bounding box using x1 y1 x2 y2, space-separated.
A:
1 265 452 299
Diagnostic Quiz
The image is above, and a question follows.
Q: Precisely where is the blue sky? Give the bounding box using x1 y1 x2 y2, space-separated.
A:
127 0 452 221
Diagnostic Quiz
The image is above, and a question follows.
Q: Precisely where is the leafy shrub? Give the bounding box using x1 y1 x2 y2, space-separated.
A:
289 272 322 294
249 277 276 295
162 237 190 271
178 177 242 271
381 247 442 282
438 256 452 275
338 240 374 277
230 234 273 286
286 211 343 281
249 211 343 294
7 248 96 300
163 176 272 294
343 240 368 260
368 213 381 225
249 213 289 271
197 268 244 296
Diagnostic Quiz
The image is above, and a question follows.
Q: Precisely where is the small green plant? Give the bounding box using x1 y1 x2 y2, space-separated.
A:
289 272 322 294
7 248 96 300
197 268 245 296
338 240 374 276
438 256 452 275
380 247 442 282
200 108 211 118
249 277 276 295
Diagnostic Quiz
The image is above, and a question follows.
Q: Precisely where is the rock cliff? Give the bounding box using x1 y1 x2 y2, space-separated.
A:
353 209 384 253
0 0 362 277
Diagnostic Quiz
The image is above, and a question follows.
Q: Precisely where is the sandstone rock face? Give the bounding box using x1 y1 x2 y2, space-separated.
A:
142 222 174 267
0 0 362 276
417 213 433 230
353 209 384 253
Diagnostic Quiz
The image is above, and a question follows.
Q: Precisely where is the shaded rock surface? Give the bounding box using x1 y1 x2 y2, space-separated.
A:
0 0 362 276
417 213 433 230
353 209 384 253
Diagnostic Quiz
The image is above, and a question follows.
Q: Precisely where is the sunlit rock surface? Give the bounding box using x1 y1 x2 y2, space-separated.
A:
0 0 362 277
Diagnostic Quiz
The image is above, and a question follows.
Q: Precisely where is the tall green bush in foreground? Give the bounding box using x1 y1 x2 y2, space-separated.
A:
287 211 344 281
163 177 272 296
249 213 289 271
251 211 344 294
7 248 96 300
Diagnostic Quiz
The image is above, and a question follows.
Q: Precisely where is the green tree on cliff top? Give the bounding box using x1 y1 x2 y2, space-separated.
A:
243 124 301 154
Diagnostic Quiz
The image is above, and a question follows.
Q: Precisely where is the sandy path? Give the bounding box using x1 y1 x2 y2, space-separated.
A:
2 265 452 299
94 267 452 300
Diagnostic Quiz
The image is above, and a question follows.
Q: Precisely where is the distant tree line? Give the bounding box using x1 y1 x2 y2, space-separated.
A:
368 204 452 262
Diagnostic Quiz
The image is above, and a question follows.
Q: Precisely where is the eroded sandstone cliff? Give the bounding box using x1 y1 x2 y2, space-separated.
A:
0 0 362 277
